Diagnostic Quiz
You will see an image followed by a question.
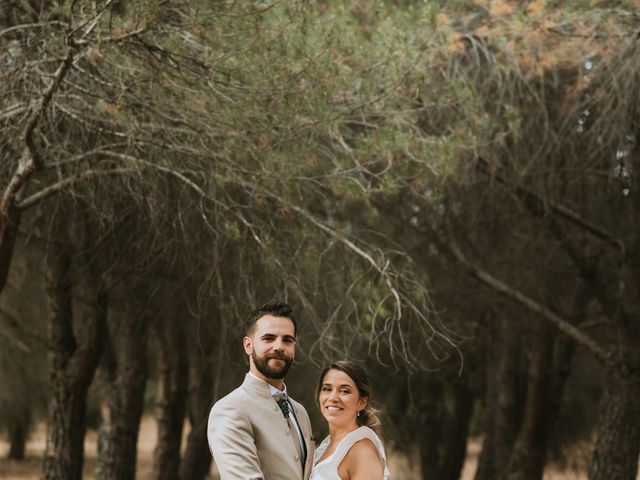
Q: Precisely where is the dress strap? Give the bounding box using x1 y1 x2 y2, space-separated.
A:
332 427 388 472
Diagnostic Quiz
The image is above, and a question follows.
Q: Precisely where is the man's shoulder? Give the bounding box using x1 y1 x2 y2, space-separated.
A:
212 384 248 409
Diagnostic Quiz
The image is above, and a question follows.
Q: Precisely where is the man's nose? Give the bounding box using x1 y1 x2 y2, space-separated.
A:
272 338 284 351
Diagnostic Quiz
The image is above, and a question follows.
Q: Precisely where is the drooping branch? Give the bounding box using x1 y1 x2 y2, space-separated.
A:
476 158 628 323
17 168 139 210
0 21 67 39
243 185 456 368
477 157 620 245
436 234 610 366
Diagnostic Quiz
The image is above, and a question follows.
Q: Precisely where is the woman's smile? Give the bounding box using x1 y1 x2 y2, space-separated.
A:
318 369 366 425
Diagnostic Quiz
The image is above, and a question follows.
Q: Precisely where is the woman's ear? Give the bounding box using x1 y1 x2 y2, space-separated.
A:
358 395 369 411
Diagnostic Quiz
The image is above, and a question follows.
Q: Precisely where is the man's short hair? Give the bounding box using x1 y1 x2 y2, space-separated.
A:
244 300 297 337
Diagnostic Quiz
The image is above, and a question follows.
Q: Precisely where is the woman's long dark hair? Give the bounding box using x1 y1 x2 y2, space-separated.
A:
317 360 382 434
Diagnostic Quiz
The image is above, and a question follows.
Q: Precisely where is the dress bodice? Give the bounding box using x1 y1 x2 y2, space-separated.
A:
310 426 390 480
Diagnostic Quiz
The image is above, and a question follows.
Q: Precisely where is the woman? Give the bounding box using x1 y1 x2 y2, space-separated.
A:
311 361 391 480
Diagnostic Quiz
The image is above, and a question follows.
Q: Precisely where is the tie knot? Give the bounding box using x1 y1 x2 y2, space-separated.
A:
273 393 289 418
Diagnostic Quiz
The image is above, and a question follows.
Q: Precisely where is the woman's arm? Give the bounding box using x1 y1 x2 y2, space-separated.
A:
338 439 385 480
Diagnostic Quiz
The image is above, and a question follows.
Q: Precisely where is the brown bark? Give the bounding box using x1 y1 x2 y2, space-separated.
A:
178 357 214 480
0 205 22 297
152 308 188 480
42 238 107 480
475 315 522 480
440 379 474 480
414 371 475 480
7 415 28 460
418 376 444 480
588 315 640 480
506 311 577 480
588 367 640 480
179 321 215 480
95 301 150 480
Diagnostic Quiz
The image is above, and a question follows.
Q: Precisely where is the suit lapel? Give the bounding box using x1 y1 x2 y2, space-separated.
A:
241 374 314 479
291 401 315 480
292 404 307 436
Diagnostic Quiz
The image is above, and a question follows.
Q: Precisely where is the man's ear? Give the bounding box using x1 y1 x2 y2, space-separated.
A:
243 336 253 355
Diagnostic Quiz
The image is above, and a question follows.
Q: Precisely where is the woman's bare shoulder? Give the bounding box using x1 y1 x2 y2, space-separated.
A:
339 438 384 480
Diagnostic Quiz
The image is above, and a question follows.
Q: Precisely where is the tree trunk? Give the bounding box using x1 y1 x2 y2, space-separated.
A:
0 205 22 296
418 375 444 480
440 379 474 480
475 315 523 480
7 415 28 460
588 366 640 480
506 319 576 480
42 239 107 480
178 356 214 480
152 308 188 480
179 319 215 480
95 300 150 480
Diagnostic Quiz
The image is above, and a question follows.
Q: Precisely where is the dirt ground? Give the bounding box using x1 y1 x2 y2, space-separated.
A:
0 416 610 479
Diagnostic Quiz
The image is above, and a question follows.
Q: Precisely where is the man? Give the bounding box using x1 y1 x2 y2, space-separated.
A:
208 301 315 480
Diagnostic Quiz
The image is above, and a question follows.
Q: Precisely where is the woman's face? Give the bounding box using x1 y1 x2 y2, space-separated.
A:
318 369 367 427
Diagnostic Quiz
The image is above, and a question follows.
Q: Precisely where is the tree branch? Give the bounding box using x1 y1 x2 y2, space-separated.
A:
438 235 611 366
0 21 67 39
1 48 75 214
99 27 147 44
0 48 76 296
477 157 620 245
0 103 28 122
17 168 139 210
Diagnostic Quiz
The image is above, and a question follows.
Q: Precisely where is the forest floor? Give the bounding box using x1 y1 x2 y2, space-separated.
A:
0 416 630 479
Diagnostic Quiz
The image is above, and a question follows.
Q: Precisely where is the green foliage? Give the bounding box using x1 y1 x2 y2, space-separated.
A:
2 0 637 366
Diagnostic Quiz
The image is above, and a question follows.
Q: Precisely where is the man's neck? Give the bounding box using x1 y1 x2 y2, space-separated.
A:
248 369 285 391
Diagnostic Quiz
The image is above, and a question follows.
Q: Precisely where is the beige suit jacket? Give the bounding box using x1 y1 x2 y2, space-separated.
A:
208 374 315 480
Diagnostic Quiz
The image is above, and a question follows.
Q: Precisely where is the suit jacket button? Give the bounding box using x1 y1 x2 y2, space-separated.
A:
295 455 300 461
286 429 291 436
273 406 278 411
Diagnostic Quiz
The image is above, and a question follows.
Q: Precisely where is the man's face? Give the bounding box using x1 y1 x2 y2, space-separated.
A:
244 314 296 380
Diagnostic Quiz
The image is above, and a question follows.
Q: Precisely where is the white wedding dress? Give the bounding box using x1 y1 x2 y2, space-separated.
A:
310 426 391 480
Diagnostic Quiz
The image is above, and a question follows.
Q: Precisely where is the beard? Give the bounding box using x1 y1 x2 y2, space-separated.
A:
252 351 293 380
